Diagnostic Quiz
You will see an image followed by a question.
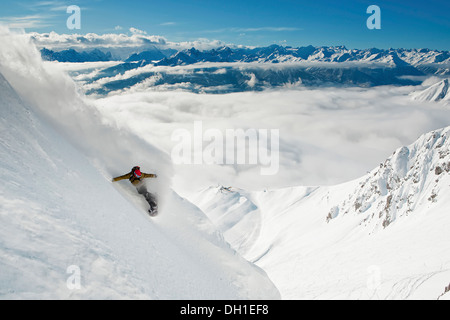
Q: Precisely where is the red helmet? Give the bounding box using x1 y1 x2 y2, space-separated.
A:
132 166 142 178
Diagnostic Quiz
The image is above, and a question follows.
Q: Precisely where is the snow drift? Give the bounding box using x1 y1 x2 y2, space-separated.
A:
0 27 280 299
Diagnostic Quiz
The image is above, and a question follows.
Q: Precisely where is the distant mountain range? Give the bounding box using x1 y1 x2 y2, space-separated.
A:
154 45 450 69
40 45 450 94
41 45 450 66
41 48 113 62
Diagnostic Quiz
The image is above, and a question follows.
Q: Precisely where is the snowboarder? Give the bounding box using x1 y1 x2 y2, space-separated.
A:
112 166 158 216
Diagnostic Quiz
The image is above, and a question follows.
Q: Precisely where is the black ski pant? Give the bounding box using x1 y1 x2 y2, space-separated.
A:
136 185 157 210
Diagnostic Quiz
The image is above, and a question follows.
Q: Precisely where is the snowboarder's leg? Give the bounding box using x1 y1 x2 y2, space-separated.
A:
136 185 158 215
146 192 158 216
136 185 147 196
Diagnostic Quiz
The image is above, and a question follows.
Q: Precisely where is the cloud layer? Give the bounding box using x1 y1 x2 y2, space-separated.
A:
90 83 450 195
28 29 230 59
3 26 450 197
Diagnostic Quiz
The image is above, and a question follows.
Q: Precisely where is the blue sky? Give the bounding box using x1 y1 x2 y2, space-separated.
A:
0 0 449 50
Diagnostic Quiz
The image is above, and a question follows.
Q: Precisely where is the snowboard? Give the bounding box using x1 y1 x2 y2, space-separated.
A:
148 208 158 217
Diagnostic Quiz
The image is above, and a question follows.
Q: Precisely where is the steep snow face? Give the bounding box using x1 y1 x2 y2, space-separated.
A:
191 127 450 299
327 127 450 232
189 186 262 258
0 70 279 300
411 79 450 103
0 28 280 299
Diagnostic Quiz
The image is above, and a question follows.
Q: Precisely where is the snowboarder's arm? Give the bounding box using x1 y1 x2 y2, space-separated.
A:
142 173 157 179
112 172 131 182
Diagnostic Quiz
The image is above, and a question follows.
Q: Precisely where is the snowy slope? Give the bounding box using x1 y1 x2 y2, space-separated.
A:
411 79 450 103
0 28 280 299
327 127 450 230
3 26 449 300
189 186 262 258
191 128 450 300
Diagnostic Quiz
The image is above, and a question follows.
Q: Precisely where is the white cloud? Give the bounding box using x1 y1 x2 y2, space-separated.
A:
29 29 168 49
4 26 449 196
26 30 233 59
27 30 229 50
0 2 86 30
129 27 147 35
0 15 53 29
205 26 301 33
172 38 229 51
27 0 65 10
90 82 450 194
244 72 257 87
0 26 173 194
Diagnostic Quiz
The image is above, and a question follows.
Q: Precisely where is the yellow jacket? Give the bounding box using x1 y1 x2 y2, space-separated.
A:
112 171 157 186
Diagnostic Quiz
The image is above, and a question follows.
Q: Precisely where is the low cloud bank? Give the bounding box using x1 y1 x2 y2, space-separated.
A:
92 84 450 194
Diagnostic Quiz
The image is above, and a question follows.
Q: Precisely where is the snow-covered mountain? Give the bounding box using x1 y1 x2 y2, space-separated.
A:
40 44 450 95
74 60 422 95
41 48 114 62
2 27 450 300
0 29 280 299
411 79 450 103
189 127 450 299
125 46 175 63
153 45 450 67
327 127 450 230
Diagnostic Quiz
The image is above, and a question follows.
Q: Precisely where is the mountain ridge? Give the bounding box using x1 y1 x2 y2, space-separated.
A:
189 125 450 299
40 44 450 68
327 126 450 231
41 44 450 94
411 79 450 103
